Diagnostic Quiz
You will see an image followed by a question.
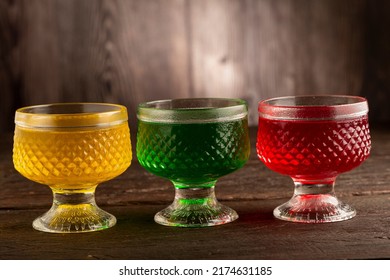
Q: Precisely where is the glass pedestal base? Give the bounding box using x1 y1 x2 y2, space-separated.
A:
155 187 238 227
273 181 356 223
33 187 116 233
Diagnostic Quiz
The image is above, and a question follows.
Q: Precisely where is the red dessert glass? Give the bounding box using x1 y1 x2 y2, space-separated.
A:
257 95 371 223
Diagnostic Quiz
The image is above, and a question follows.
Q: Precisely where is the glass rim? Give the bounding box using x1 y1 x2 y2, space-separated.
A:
15 102 128 128
137 98 248 124
258 95 369 120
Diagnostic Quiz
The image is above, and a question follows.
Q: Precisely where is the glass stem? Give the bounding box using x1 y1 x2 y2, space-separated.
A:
293 179 336 196
173 186 217 206
51 186 97 206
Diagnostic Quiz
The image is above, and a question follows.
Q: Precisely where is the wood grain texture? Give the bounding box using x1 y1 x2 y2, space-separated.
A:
362 0 390 122
0 0 22 133
1 196 390 260
15 0 189 125
1 0 389 132
0 126 389 259
188 0 367 124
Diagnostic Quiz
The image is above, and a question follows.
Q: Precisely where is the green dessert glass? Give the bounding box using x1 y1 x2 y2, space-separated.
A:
136 98 250 227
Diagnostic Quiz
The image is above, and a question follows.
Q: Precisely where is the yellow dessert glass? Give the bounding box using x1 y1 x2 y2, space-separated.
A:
13 103 132 233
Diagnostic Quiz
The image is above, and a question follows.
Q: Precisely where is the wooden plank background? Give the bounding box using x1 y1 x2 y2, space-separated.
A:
0 0 389 133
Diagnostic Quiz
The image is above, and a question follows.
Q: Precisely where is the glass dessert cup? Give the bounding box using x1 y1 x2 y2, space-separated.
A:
13 103 132 233
256 95 371 223
137 98 250 227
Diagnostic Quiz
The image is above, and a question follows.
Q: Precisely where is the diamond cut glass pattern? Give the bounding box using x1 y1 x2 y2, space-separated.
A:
257 118 371 179
137 121 249 184
256 96 371 223
14 125 131 184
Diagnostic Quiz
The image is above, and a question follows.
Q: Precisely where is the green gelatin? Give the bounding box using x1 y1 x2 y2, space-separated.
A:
136 119 250 187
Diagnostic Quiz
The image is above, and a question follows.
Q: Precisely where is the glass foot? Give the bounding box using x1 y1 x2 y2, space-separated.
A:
274 181 356 223
155 187 238 227
33 187 116 233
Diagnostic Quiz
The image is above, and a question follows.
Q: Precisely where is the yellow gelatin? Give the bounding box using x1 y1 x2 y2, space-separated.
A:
13 123 132 189
12 103 132 233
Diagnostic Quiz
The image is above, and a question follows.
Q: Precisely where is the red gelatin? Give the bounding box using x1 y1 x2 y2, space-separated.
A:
257 116 371 182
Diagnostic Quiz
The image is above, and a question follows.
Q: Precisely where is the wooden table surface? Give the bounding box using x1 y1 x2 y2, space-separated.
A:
1 126 389 260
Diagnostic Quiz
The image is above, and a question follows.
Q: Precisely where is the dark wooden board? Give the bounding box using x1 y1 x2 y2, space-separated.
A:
1 195 390 260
